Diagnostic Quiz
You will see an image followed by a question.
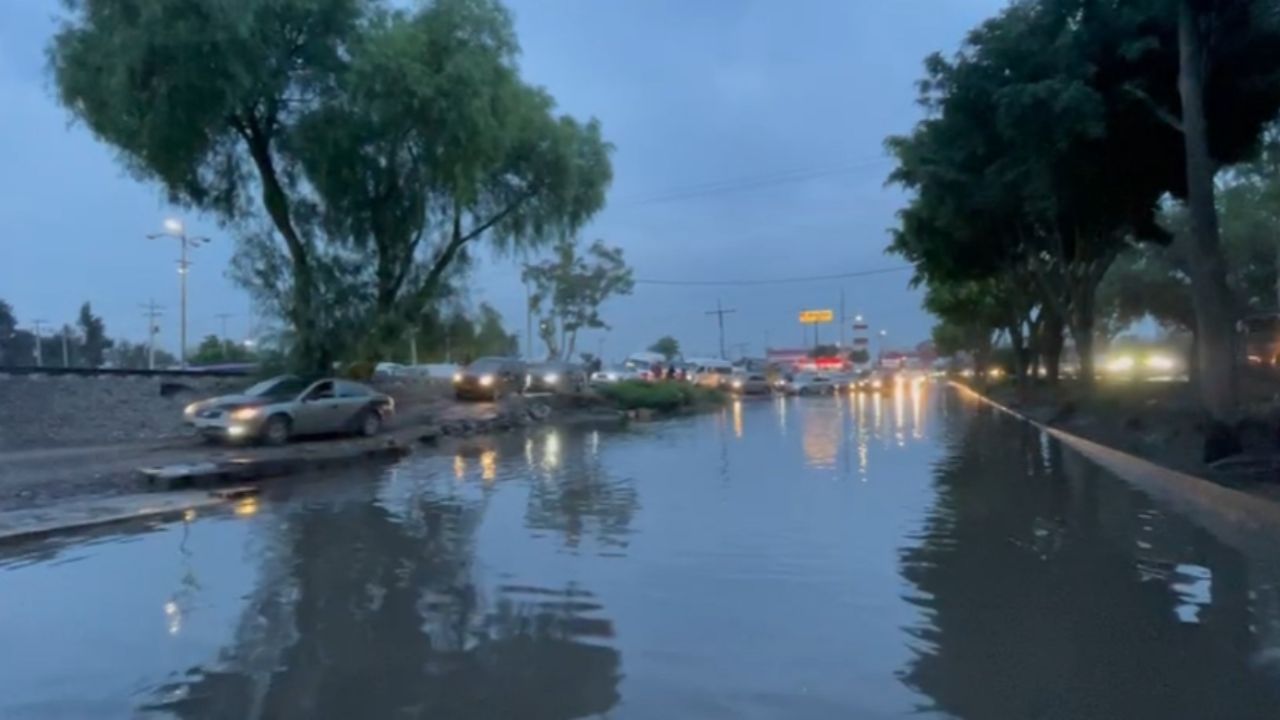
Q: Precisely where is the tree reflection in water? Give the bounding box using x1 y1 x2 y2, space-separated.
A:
899 400 1280 719
146 432 625 719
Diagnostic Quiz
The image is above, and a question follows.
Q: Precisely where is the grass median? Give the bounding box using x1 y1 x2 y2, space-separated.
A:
597 380 727 414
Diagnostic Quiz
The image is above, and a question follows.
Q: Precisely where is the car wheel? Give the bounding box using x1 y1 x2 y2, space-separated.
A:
262 414 291 446
360 409 382 437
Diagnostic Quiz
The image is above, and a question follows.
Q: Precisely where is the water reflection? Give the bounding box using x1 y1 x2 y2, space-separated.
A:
10 389 1280 717
899 408 1280 718
142 432 627 719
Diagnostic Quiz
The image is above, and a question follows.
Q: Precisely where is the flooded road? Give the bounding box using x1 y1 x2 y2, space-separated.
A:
5 384 1280 718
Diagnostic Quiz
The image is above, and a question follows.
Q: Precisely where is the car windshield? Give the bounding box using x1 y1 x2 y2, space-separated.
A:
243 376 309 399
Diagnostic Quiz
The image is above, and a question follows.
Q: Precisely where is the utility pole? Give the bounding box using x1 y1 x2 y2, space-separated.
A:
148 219 210 368
409 327 418 365
30 319 47 367
839 288 847 348
525 281 534 360
141 300 164 370
61 326 70 367
214 312 233 340
705 299 736 360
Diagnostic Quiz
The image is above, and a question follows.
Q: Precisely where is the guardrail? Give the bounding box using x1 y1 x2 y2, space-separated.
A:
0 365 253 378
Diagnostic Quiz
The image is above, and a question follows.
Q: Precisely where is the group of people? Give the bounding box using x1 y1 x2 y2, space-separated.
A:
649 362 687 381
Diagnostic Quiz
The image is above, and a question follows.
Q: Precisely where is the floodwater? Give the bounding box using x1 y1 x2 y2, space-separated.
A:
5 384 1280 719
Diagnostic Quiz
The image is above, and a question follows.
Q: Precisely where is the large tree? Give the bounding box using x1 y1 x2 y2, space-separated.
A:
1098 0 1280 427
51 0 611 370
890 0 1180 386
52 0 363 369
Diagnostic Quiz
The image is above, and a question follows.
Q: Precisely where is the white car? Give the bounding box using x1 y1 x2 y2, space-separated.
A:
591 366 640 385
792 373 836 396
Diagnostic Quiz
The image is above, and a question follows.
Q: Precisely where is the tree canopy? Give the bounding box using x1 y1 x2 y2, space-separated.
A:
52 0 612 370
648 336 680 361
890 0 1280 409
523 237 634 360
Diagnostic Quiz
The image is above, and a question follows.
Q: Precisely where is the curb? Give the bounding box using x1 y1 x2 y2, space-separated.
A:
0 487 257 544
952 381 1280 554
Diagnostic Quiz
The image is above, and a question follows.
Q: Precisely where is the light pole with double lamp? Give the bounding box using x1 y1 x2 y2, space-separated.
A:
148 218 210 368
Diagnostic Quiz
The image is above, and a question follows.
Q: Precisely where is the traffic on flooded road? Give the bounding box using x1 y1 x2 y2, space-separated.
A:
5 385 1280 718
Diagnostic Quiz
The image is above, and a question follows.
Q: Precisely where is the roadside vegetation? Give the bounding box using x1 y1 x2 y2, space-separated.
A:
597 381 726 414
889 0 1280 460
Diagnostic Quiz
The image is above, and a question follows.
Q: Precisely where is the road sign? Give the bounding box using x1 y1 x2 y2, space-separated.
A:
798 309 834 324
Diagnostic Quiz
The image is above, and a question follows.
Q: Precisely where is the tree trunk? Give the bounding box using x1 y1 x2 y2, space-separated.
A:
1043 312 1065 384
1069 289 1096 389
1007 321 1029 398
1178 0 1239 425
242 126 322 373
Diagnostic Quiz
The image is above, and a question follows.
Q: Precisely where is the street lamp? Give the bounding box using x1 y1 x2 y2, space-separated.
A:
148 218 210 368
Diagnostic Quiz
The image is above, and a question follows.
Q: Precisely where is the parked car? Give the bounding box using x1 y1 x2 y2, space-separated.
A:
792 373 836 396
183 375 394 445
688 358 735 388
526 360 588 394
454 357 527 400
590 365 641 385
728 372 771 395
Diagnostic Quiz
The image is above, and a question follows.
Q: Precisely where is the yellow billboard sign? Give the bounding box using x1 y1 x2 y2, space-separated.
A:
798 309 834 324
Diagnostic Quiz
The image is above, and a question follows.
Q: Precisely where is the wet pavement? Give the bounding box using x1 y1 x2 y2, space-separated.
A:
5 384 1280 718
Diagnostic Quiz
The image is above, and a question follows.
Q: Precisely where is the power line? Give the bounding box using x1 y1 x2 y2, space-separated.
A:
615 157 892 207
636 265 912 287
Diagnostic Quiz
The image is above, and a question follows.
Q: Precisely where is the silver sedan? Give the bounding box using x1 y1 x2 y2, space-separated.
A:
183 375 395 445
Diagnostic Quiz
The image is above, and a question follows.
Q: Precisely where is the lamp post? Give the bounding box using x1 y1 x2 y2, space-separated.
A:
148 219 210 367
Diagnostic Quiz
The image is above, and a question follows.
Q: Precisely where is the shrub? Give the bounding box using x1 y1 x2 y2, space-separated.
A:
598 380 726 413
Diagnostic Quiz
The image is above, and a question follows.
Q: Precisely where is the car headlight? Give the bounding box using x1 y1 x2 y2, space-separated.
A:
453 372 463 384
230 407 261 421
544 373 560 384
1105 355 1135 373
184 402 199 417
479 374 494 387
1145 354 1176 372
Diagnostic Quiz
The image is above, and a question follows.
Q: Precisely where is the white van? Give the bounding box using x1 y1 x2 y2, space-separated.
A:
686 357 734 388
624 351 667 379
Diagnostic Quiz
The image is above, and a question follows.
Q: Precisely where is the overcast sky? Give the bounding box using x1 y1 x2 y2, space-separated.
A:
0 0 1004 361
